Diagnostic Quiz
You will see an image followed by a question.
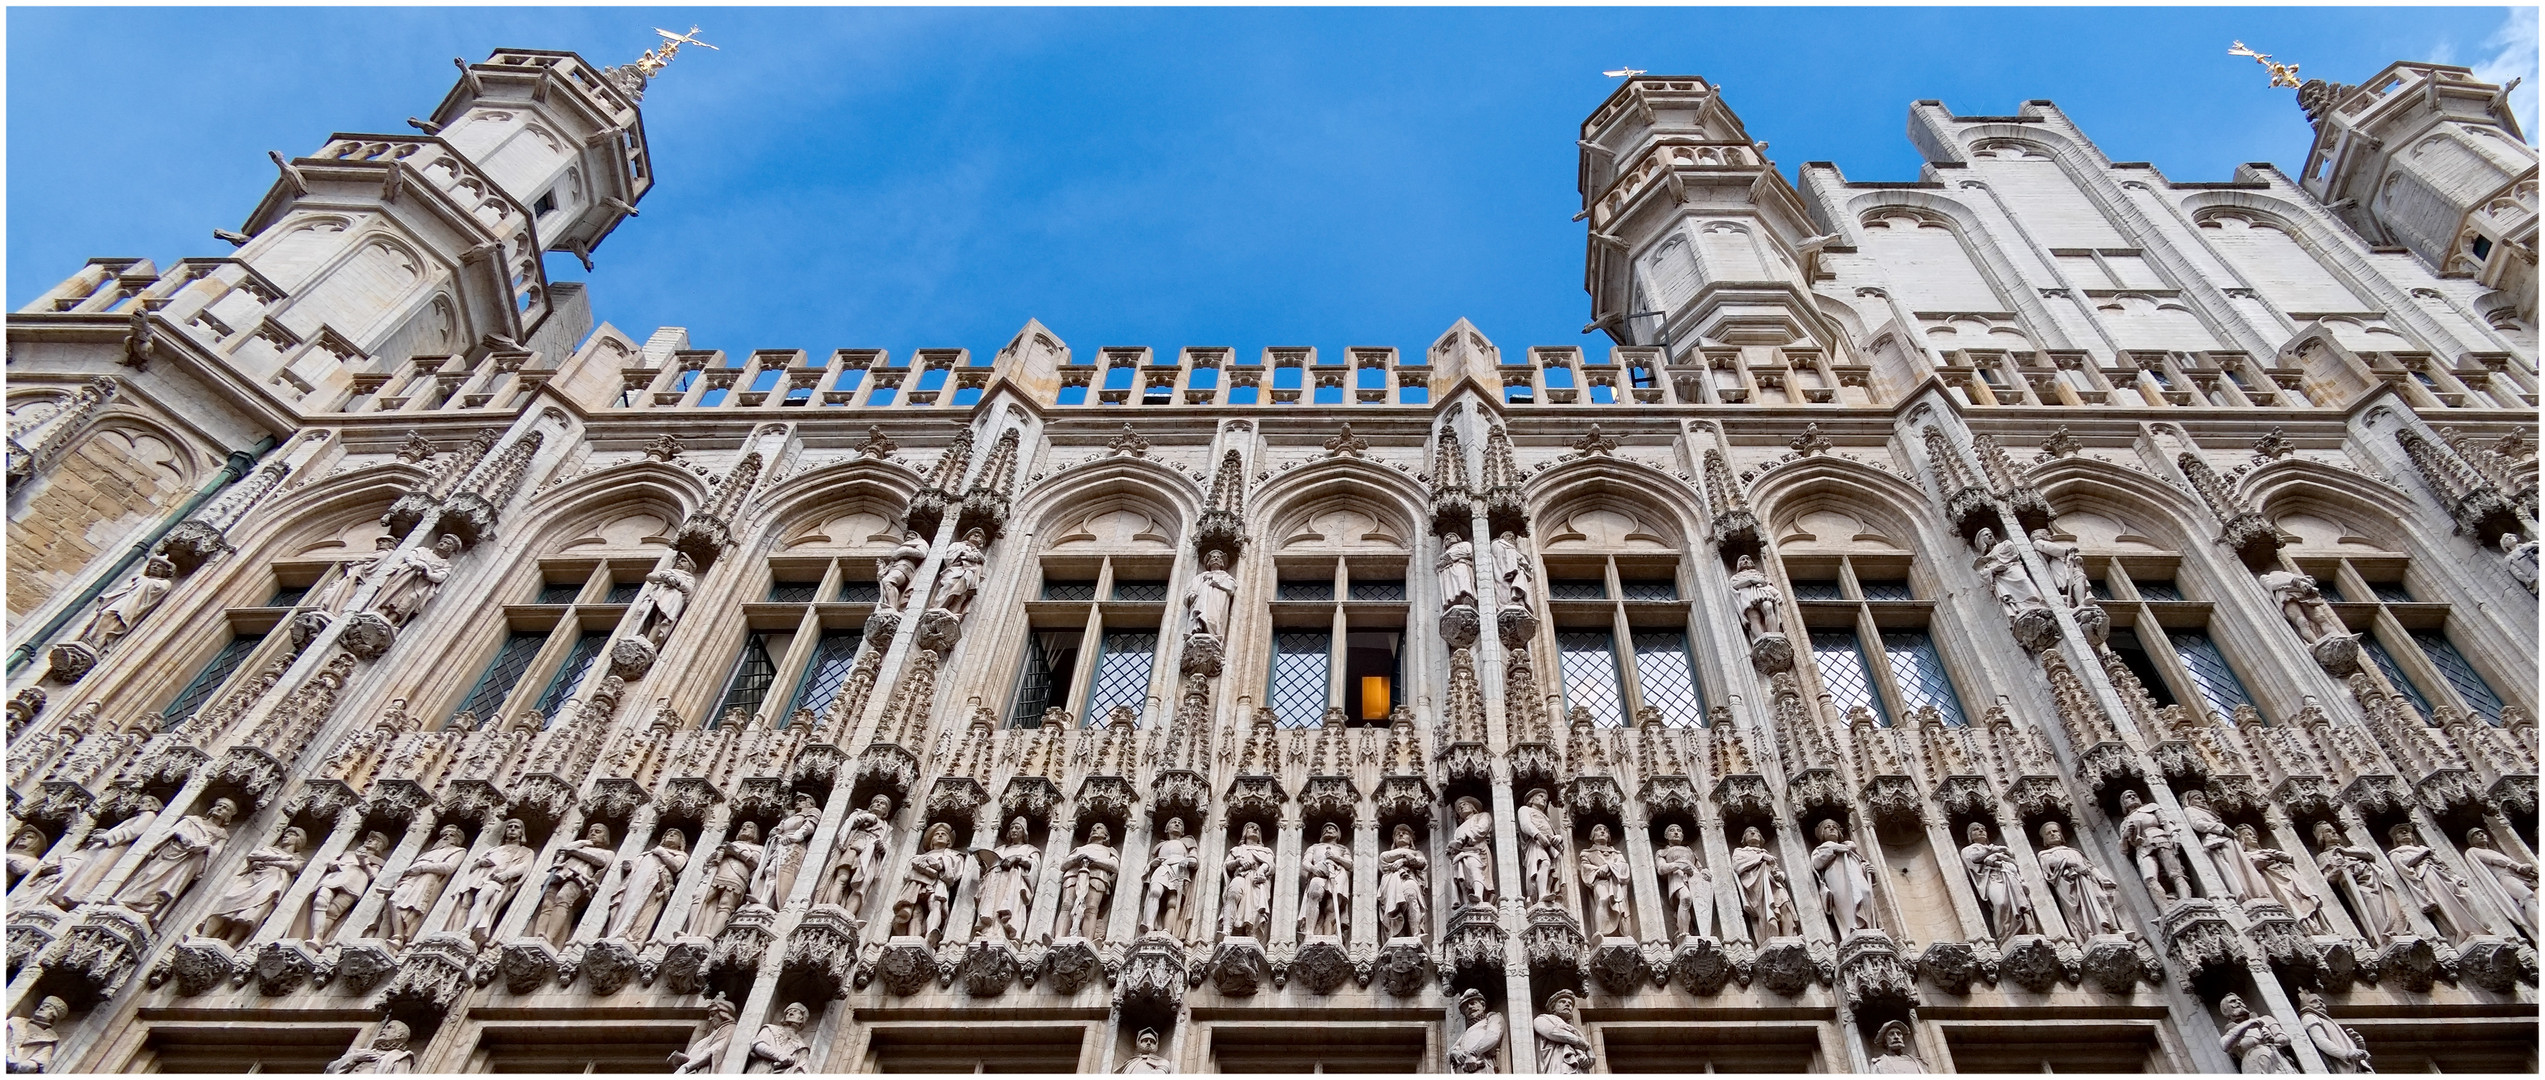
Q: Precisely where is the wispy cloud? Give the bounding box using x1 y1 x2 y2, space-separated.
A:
2471 7 2539 144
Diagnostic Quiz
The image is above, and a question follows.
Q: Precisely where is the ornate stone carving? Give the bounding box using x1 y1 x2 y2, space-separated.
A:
1442 904 1506 981
1836 932 1916 1017
1375 937 1430 996
1589 936 1651 992
1670 936 1740 996
1208 936 1269 996
1522 903 1586 979
375 934 477 1013
1753 938 1820 996
961 939 1021 996
1292 937 1353 994
1119 934 1187 1009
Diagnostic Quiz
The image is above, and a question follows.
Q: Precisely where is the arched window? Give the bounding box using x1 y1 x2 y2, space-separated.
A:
1777 503 1967 725
719 498 902 725
1006 496 1183 727
2276 505 2511 723
1536 501 1703 727
1263 497 1413 728
2051 506 2256 721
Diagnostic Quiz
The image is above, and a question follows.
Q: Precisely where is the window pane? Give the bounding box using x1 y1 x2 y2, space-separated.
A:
1348 579 1407 601
788 631 863 717
1632 631 1704 728
1008 631 1078 726
839 580 881 604
1111 580 1170 602
2361 633 2435 718
160 633 267 727
714 633 780 723
266 584 311 608
1083 631 1158 726
1879 630 1967 725
1277 579 1335 601
1620 579 1677 601
1548 579 1607 600
1790 579 1844 601
2313 580 2346 604
1042 580 1098 601
1556 630 1628 728
1269 631 1332 728
2164 629 2254 721
2368 580 2413 604
2105 627 2180 707
536 581 581 605
2411 629 2505 720
530 633 606 721
768 580 819 604
1860 580 1914 601
456 630 550 723
2135 579 2184 601
1810 629 1887 723
604 580 643 605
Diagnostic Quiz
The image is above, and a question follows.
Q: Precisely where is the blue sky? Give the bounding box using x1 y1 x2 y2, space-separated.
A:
8 7 2535 363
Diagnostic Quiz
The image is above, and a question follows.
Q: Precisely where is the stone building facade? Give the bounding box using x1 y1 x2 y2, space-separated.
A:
2 44 2538 1074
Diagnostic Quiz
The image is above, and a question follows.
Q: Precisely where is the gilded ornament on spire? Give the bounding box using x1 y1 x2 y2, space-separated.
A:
2228 41 2301 89
636 26 718 77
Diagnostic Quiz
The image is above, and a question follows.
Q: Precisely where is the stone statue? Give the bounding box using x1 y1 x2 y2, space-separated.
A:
2117 790 2191 905
668 997 738 1074
1118 1028 1172 1074
745 1001 812 1074
1281 821 1349 940
197 824 308 947
1733 825 1800 938
1380 823 1431 942
1971 527 2045 614
2237 824 2328 933
2295 989 2372 1074
2257 569 2345 643
931 527 989 619
1517 788 1564 906
50 795 161 908
5 826 47 891
4 996 65 1074
1448 989 1504 1073
820 795 895 914
2312 821 2410 946
322 1020 416 1074
1728 554 1784 640
2035 821 2123 937
753 793 821 908
2497 531 2538 594
1181 549 1237 640
690 820 764 940
1960 822 2038 942
2029 529 2093 609
72 554 175 652
2386 822 2486 941
448 817 534 947
112 796 238 925
875 529 928 611
630 552 698 648
889 822 964 944
371 533 464 626
1655 823 1713 940
1811 818 1879 934
1437 532 1478 611
530 821 615 947
1055 822 1120 941
1868 1019 1925 1073
379 823 467 946
2218 993 2299 1074
1217 821 1275 941
1534 989 1595 1074
2181 790 2260 903
1578 823 1631 938
608 827 690 944
1448 796 1497 909
2462 827 2537 943
312 537 396 615
1490 531 1533 609
973 815 1041 945
1139 816 1199 939
307 830 390 943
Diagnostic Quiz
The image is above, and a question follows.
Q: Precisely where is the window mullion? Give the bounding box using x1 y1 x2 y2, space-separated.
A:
761 607 824 722
1064 606 1103 722
1853 607 1911 724
1609 602 1648 722
1327 603 1348 717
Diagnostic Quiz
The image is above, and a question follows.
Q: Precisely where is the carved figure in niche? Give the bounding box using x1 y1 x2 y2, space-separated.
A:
1961 822 2038 942
1811 818 1879 933
1517 788 1564 906
1491 531 1534 609
2117 790 2192 905
1218 821 1276 940
1578 824 1631 938
690 820 763 940
629 553 697 648
754 793 821 908
1181 549 1238 640
820 795 895 914
1868 1020 1926 1073
2497 532 2537 594
380 823 467 946
1055 822 1120 941
530 821 614 947
448 817 534 947
1727 555 1784 640
322 1020 416 1074
1118 1027 1173 1074
744 1001 812 1074
4 996 66 1074
72 554 174 652
51 795 161 908
313 537 397 615
2257 569 2346 644
2386 822 2487 941
1437 532 1479 611
1380 823 1431 942
893 823 965 944
307 830 389 942
2462 827 2537 943
668 997 737 1074
371 533 463 626
2236 824 2328 932
1448 796 1498 909
1534 989 1595 1074
1732 826 1800 938
5 827 47 891
112 796 237 925
2312 821 2410 945
875 529 928 611
2218 993 2299 1074
2181 790 2259 902
2296 989 2372 1074
1971 527 2046 615
1655 823 1714 940
608 827 690 944
1448 988 1505 1073
197 824 308 947
2029 529 2093 609
1139 816 1199 939
2035 821 2123 937
974 815 1041 945
1294 822 1353 939
931 527 989 619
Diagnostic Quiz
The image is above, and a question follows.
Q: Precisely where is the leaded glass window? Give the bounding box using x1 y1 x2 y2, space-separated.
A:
536 581 581 605
714 633 780 723
1860 580 1915 601
266 584 311 608
604 580 643 605
1810 630 1886 722
1556 631 1628 728
2368 580 2413 604
1632 631 1704 727
160 633 267 727
2164 629 2254 721
1268 631 1332 728
2411 629 2504 720
768 580 819 604
1042 580 1098 601
1791 580 1844 601
1111 580 1170 602
838 580 881 604
1879 630 1966 725
1548 579 1608 601
1349 579 1407 601
1083 631 1158 725
2136 579 2184 601
1619 579 1677 601
531 633 606 721
2362 633 2435 717
456 631 550 723
1277 580 1334 601
1008 631 1075 725
788 631 863 717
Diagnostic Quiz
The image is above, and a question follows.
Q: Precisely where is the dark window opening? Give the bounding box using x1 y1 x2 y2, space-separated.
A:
454 630 550 723
160 633 268 727
1009 630 1080 725
1042 579 1098 601
1110 580 1170 602
713 633 780 723
2104 628 2180 708
1276 579 1335 602
1348 579 1407 602
1342 630 1401 724
768 580 819 604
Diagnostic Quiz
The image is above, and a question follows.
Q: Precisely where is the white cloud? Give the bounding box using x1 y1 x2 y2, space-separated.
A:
2470 7 2539 145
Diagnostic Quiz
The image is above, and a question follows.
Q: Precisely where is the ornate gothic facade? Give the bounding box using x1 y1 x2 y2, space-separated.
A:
3 44 2538 1074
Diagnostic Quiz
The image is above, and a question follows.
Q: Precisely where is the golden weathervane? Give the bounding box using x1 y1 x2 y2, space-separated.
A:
633 25 718 78
2229 41 2302 89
